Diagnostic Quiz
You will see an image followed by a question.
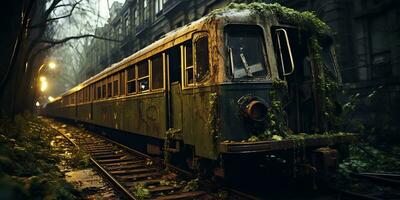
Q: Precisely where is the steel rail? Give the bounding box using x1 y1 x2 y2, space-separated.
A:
45 121 137 200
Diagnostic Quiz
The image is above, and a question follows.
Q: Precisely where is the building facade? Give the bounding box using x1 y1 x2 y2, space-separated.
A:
83 0 400 138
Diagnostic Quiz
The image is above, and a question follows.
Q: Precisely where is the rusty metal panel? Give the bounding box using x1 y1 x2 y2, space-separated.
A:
219 134 358 153
76 104 91 123
118 93 167 139
170 83 182 131
218 83 273 141
181 86 217 159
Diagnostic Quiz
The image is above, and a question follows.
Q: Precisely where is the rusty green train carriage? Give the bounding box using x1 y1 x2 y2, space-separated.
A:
44 4 356 178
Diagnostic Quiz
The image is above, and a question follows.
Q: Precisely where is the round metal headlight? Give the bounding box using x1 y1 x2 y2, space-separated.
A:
238 95 268 122
244 100 268 122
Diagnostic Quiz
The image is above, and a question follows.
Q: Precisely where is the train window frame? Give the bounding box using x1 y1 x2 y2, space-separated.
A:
193 33 210 83
138 60 150 93
96 82 101 100
224 24 270 80
107 77 112 98
126 65 137 95
120 71 125 96
150 53 165 91
102 80 106 99
113 74 119 97
182 42 194 88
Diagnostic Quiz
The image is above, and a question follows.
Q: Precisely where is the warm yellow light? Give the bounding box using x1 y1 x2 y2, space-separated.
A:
48 62 56 69
36 101 40 107
40 76 46 82
40 81 48 92
48 96 55 102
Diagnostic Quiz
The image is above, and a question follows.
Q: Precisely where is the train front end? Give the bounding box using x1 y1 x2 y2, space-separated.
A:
210 5 357 179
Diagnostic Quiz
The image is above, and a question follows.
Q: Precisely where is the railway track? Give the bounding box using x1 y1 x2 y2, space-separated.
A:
332 172 400 200
43 118 257 200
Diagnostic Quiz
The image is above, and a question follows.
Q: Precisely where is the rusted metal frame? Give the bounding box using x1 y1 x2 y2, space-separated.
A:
220 135 358 153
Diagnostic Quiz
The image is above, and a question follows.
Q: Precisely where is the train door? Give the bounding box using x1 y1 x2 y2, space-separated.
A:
166 46 183 132
272 27 317 133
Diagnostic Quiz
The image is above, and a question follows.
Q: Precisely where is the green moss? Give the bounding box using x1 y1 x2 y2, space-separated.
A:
131 183 151 199
208 93 220 141
209 2 331 36
0 114 81 199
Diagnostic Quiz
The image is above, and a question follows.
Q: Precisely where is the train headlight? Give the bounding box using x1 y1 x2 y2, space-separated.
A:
238 95 268 122
245 100 268 122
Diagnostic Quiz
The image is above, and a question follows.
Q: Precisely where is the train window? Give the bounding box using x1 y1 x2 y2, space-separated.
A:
126 66 136 94
97 85 101 99
102 83 106 99
71 94 75 104
138 61 149 92
225 25 268 79
151 54 164 90
120 71 126 95
83 89 86 103
107 82 112 98
195 36 209 82
168 46 181 83
113 80 119 96
184 42 194 86
90 85 94 101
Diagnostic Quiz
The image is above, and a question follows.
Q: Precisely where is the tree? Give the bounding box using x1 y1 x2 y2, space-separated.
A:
0 0 119 117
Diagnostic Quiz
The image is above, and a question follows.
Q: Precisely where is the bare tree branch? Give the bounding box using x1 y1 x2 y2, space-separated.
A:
46 0 83 23
40 34 120 44
28 0 82 29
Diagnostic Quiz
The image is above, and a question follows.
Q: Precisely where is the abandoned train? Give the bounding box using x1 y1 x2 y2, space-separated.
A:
44 4 356 178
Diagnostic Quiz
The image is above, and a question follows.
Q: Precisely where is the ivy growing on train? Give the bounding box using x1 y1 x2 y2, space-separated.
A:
209 2 343 140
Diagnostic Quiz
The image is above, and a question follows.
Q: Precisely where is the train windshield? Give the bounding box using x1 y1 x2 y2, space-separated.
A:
225 25 269 79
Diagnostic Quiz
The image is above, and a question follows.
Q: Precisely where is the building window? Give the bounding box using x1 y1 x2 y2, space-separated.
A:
118 24 122 40
134 9 139 26
151 54 164 90
138 61 150 92
126 66 136 94
144 0 149 21
155 0 164 14
124 13 130 36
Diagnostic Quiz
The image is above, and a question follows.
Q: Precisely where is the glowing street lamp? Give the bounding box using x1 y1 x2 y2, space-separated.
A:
40 80 48 92
36 101 40 107
48 62 56 69
40 76 47 82
48 96 55 102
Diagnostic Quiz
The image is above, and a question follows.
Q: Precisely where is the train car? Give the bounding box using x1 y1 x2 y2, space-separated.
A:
45 3 356 179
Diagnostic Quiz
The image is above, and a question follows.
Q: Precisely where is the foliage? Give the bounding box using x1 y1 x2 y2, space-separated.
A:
208 93 220 141
0 114 81 199
182 178 199 193
209 2 331 36
340 143 400 174
68 148 91 169
131 183 151 199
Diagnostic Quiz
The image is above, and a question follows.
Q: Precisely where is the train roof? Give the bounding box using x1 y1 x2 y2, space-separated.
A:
58 8 261 97
58 4 311 97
